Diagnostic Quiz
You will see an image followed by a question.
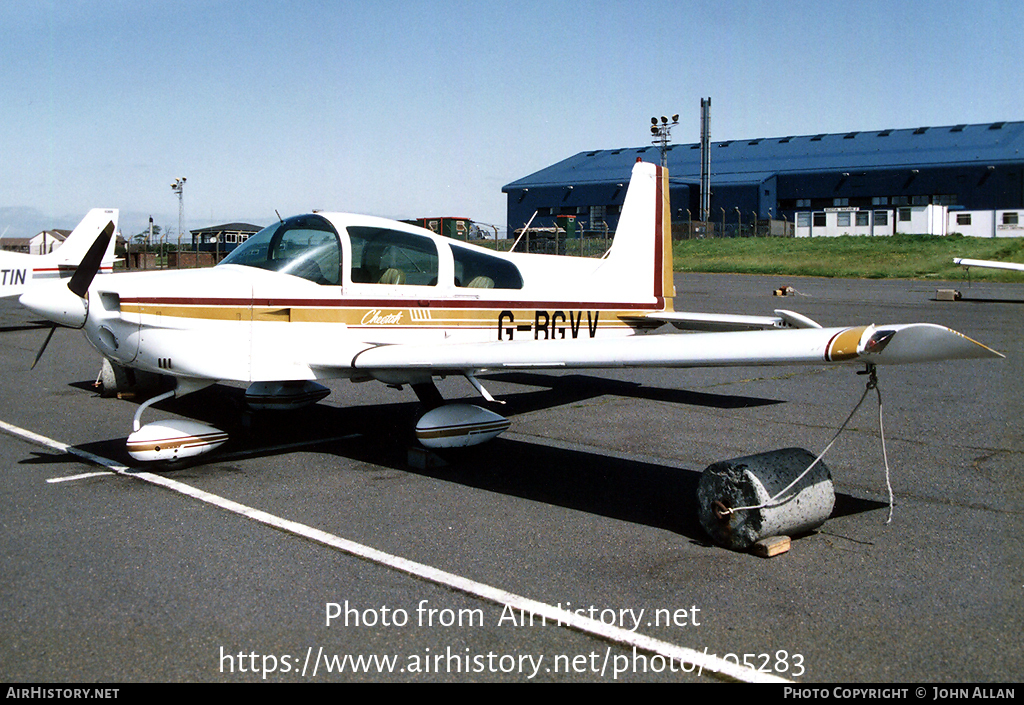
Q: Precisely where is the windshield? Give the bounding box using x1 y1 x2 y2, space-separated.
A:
220 215 341 285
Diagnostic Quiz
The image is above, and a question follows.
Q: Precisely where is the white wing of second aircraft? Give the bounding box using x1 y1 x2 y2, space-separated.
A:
954 257 1024 273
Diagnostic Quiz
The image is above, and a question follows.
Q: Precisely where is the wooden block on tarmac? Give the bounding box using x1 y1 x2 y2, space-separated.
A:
751 535 791 558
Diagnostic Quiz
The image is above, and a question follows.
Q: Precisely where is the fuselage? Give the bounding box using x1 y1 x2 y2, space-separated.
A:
84 210 671 385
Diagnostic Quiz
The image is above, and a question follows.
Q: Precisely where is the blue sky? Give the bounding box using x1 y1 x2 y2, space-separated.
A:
1 0 1021 240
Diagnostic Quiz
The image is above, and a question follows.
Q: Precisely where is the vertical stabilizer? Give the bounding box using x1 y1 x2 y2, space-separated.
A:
49 209 119 270
591 161 674 309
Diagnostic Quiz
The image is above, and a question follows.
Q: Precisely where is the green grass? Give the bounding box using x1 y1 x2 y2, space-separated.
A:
671 234 1024 281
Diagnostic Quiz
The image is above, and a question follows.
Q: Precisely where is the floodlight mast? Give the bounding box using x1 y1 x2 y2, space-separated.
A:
171 177 186 251
649 113 679 168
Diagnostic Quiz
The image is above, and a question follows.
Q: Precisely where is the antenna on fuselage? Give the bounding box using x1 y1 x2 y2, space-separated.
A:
275 210 284 223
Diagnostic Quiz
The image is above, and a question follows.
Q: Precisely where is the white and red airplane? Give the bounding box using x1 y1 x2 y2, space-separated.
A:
0 208 118 298
19 162 1000 463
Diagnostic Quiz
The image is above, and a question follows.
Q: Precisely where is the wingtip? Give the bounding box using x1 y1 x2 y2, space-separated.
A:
865 323 1003 364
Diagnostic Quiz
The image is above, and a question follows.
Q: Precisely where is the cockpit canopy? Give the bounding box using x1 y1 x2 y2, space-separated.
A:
220 214 341 285
220 214 522 290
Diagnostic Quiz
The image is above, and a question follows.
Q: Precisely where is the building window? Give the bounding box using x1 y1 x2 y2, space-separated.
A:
934 194 957 206
875 211 889 226
796 199 811 208
911 196 929 206
1004 212 1019 225
957 213 972 226
797 212 811 227
872 196 889 205
837 212 851 227
813 212 826 227
899 208 912 222
833 198 849 207
856 212 869 226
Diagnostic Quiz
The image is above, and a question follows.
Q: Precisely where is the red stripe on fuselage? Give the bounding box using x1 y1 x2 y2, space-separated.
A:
120 296 665 310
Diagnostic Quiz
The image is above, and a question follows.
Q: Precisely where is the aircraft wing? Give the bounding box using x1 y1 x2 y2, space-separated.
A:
954 257 1024 273
335 323 1001 379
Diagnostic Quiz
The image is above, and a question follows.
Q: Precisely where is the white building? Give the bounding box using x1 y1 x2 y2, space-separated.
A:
793 205 1024 238
794 205 951 237
948 209 1024 237
0 229 70 255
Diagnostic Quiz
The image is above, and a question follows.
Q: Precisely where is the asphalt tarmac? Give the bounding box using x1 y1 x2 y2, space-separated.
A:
0 272 1020 683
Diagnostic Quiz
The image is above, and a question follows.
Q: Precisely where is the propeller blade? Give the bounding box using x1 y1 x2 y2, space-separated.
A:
31 324 57 370
67 221 115 297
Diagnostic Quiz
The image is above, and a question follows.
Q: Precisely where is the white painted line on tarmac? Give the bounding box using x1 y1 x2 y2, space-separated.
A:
0 417 788 684
0 418 362 483
47 471 113 483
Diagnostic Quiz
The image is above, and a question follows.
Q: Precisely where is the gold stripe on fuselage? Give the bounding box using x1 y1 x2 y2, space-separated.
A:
120 301 650 335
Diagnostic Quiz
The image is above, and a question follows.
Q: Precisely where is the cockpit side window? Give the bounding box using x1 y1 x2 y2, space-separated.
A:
220 215 342 285
348 226 438 286
451 244 523 289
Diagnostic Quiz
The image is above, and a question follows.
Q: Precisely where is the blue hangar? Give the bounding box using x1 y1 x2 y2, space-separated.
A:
501 120 1024 236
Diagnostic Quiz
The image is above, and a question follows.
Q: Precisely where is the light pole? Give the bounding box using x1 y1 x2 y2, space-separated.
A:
171 177 186 267
649 114 679 168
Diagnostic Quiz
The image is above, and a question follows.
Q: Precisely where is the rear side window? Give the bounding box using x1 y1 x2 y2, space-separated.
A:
451 244 523 289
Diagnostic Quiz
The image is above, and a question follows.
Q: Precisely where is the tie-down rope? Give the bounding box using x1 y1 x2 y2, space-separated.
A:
717 363 894 523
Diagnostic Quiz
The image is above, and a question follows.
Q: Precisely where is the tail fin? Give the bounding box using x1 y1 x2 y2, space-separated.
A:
48 208 119 272
591 161 674 309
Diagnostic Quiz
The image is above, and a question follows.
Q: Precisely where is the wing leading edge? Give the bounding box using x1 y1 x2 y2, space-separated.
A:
340 323 1000 378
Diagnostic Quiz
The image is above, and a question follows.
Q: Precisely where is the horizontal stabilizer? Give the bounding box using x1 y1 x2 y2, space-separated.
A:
634 309 822 332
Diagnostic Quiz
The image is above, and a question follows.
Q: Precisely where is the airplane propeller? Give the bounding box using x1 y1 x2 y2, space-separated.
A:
30 326 58 370
22 221 115 369
68 221 115 297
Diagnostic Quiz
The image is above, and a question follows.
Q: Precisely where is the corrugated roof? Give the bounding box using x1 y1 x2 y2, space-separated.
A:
503 121 1024 190
189 222 263 235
